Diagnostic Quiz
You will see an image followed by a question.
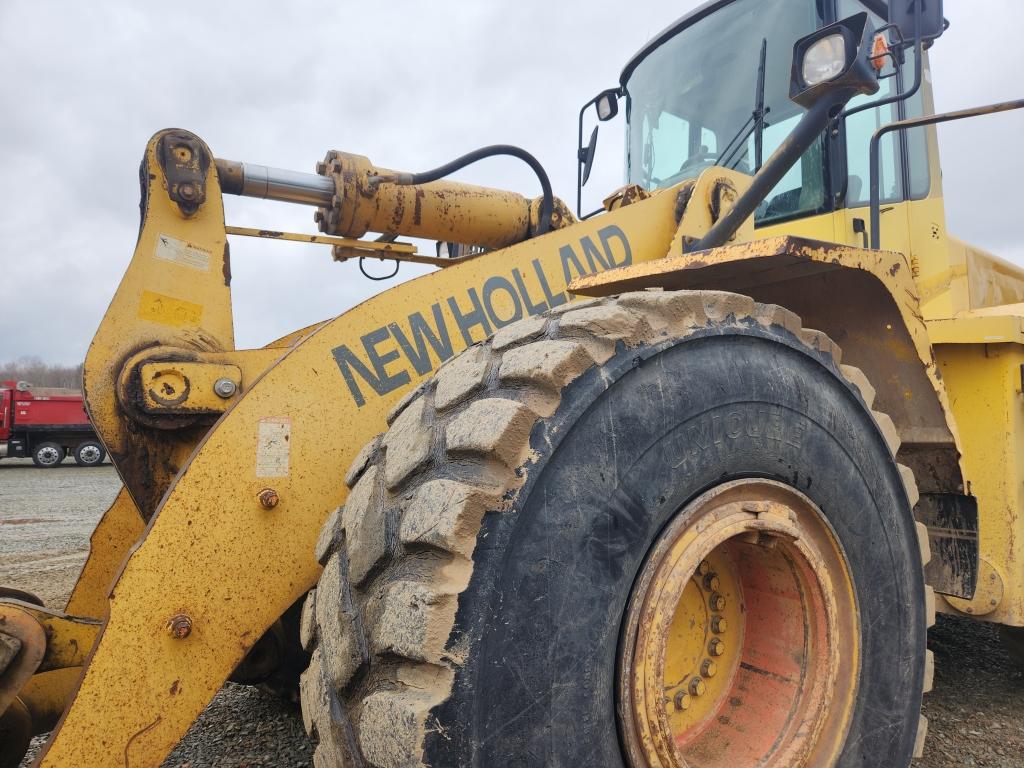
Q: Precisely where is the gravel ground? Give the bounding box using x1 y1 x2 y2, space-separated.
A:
4 458 1023 766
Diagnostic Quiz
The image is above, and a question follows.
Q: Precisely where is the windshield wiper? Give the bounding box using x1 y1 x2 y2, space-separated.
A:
753 37 769 171
718 38 770 172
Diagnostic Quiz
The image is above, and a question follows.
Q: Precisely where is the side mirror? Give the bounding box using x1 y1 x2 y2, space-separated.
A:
789 12 880 109
578 126 599 186
889 0 945 44
576 87 621 217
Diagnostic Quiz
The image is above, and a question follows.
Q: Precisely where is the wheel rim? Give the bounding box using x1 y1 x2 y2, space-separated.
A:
36 446 61 465
79 445 102 463
619 479 860 768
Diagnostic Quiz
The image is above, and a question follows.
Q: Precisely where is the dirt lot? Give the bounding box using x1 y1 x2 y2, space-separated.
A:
3 459 1023 766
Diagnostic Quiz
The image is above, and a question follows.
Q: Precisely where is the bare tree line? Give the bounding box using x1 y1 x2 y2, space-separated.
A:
0 356 84 390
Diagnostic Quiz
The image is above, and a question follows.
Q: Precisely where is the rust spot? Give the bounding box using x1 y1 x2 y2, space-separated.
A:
169 679 180 695
392 192 405 231
889 262 901 276
257 488 280 509
167 614 192 639
257 230 284 238
222 241 232 287
413 188 425 226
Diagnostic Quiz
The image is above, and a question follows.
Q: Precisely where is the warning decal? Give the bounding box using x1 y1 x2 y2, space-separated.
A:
256 417 291 478
155 234 212 272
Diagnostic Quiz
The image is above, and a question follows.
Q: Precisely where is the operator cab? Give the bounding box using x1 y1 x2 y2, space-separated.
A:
583 0 933 229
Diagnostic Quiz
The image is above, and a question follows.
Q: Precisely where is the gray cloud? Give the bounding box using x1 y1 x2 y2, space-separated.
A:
1 1 1020 363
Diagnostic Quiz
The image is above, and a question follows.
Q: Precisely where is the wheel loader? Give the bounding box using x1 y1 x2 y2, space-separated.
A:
2 0 1023 765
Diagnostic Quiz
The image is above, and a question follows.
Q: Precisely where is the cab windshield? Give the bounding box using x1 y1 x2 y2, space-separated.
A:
624 0 827 223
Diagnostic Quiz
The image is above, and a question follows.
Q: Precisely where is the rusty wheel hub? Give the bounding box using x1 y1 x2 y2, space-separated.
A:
619 479 860 768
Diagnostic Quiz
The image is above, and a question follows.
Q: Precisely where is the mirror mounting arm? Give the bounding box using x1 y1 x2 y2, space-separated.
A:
576 87 623 218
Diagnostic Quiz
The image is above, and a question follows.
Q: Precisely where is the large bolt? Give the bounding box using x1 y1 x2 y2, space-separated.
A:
213 377 237 398
168 614 192 639
178 182 197 201
709 592 727 612
703 573 721 592
689 677 707 696
698 560 711 576
701 659 718 678
709 638 725 657
711 616 728 634
257 488 280 509
673 690 691 711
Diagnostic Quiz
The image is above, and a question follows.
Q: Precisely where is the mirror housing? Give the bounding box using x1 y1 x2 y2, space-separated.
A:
889 0 945 45
789 12 880 109
578 126 599 186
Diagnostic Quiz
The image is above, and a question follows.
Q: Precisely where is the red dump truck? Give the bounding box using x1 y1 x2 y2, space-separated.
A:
0 380 106 467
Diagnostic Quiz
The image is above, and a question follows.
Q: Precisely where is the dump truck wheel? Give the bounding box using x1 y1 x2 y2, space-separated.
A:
300 291 933 768
31 441 64 468
73 440 106 467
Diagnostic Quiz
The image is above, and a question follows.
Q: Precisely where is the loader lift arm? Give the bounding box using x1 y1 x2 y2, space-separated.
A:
17 129 663 766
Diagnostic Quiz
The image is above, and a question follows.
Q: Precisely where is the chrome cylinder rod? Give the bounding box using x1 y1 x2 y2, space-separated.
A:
214 159 335 207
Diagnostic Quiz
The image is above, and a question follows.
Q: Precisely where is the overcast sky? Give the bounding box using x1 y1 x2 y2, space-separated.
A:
1 1 1021 364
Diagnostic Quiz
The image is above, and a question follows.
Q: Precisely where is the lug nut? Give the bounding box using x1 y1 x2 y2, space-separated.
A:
673 690 691 711
701 659 718 678
698 560 711 576
709 638 725 657
689 677 707 696
168 614 192 639
257 488 280 509
213 377 237 398
709 592 726 611
711 616 728 634
703 573 721 592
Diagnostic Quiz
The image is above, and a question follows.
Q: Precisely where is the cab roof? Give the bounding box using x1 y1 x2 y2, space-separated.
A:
619 0 889 86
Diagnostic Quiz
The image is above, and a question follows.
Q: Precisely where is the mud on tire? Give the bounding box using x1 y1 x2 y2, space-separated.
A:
300 291 934 767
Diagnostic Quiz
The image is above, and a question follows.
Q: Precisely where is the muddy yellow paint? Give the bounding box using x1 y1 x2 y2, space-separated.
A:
34 113 1024 767
136 290 204 328
65 489 146 619
933 340 1024 626
38 133 682 767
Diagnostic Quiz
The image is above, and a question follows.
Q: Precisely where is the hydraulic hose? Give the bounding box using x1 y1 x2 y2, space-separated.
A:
397 145 555 236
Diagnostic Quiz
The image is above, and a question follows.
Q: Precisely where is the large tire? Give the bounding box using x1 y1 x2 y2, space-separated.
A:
73 439 106 467
300 291 934 768
31 441 64 468
1000 625 1024 670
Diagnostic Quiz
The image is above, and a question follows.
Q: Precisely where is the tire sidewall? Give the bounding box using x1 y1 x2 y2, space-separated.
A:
425 328 925 768
74 441 105 467
32 442 64 468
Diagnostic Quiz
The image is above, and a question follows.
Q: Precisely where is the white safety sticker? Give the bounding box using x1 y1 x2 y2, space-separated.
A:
155 234 212 272
256 417 291 477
